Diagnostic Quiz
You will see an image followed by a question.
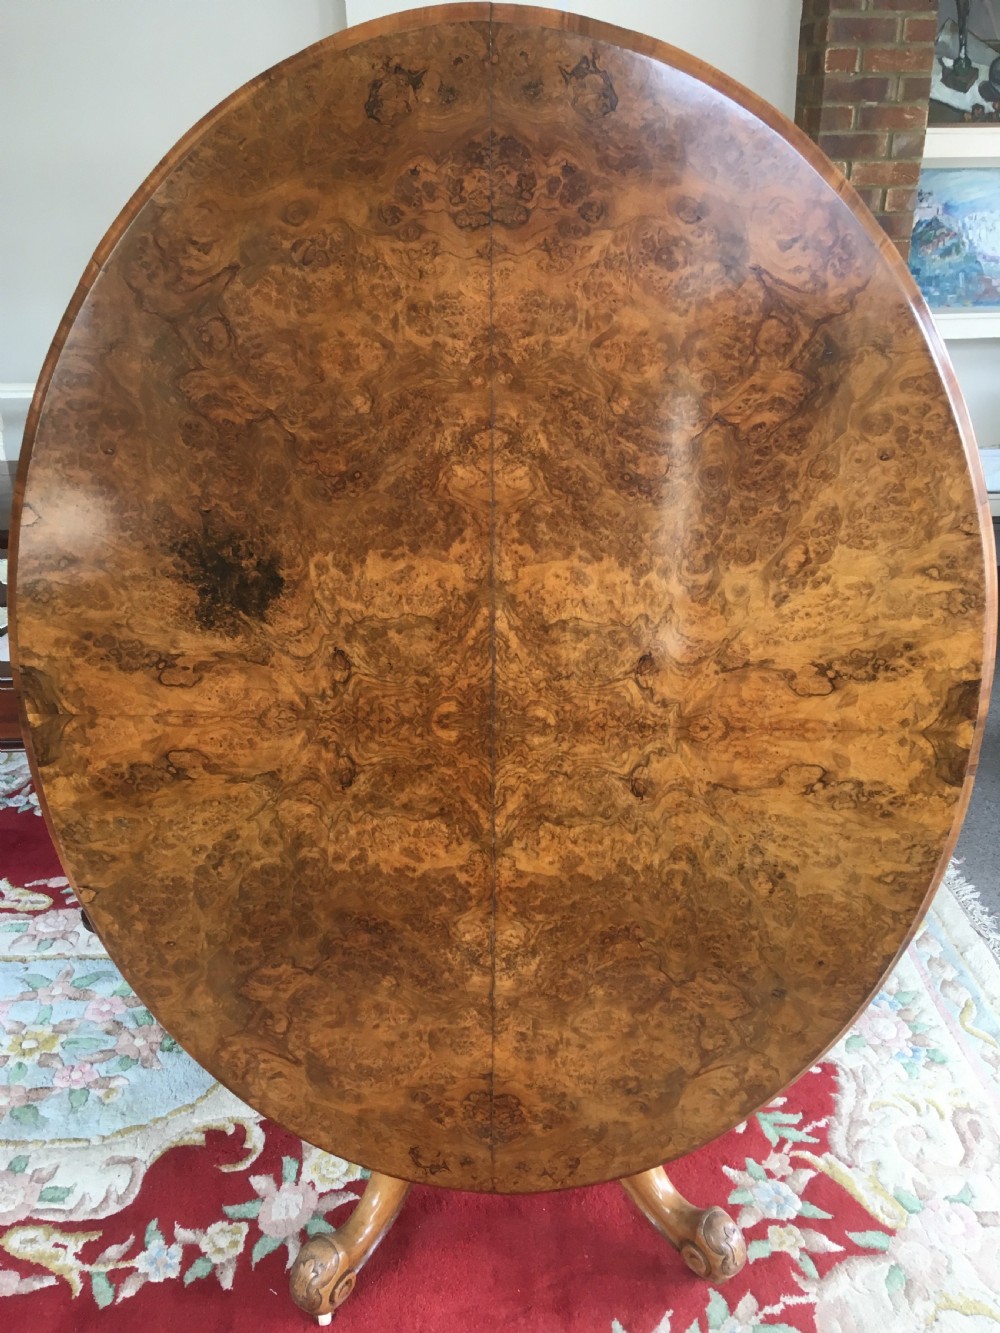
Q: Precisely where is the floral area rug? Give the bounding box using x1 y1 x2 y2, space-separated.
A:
0 750 999 1332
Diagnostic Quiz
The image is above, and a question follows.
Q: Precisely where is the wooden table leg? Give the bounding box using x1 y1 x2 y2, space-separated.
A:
620 1166 747 1282
289 1171 411 1324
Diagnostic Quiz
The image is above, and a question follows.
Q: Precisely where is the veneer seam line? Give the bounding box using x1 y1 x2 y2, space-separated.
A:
486 2 499 1191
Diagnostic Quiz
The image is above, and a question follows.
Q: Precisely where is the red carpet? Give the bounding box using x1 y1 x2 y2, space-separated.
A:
5 1070 887 1333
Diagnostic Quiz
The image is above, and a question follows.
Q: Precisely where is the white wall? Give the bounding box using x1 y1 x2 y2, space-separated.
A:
347 0 803 116
949 343 1000 450
0 0 346 455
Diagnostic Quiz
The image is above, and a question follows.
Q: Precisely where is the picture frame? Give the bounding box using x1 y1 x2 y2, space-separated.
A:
913 128 1000 337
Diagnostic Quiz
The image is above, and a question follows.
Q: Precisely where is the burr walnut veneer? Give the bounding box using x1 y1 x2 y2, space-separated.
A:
11 0 995 1263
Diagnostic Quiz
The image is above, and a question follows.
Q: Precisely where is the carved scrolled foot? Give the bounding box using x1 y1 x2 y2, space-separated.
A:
289 1171 410 1323
676 1205 747 1281
620 1166 747 1282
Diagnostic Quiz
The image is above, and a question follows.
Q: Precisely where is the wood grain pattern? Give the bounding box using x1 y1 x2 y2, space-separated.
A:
11 5 995 1194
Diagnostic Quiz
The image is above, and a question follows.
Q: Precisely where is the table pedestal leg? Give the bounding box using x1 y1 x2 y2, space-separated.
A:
620 1166 747 1281
289 1171 411 1324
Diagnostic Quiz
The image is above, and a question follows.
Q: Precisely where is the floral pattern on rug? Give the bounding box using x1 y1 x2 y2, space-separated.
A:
802 880 1000 1332
0 1141 366 1308
0 763 998 1330
3 958 189 1129
0 861 264 1230
0 754 39 816
614 862 1000 1333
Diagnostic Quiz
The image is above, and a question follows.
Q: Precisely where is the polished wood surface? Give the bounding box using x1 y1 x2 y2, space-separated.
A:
11 5 995 1193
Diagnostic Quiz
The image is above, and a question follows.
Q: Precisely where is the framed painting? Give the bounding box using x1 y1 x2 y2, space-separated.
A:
910 165 1000 334
930 0 1000 125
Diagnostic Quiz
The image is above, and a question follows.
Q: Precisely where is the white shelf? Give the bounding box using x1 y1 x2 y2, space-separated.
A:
923 125 1000 167
932 310 1000 338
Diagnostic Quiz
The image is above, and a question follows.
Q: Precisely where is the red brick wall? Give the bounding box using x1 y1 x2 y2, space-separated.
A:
795 0 937 260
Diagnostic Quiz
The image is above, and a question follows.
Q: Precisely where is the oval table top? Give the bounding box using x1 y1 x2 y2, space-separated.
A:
12 4 995 1194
